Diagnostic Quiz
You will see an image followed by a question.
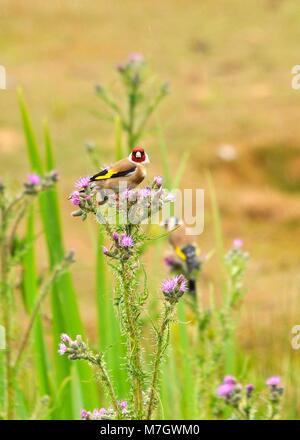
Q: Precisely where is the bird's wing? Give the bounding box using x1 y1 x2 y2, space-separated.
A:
90 164 136 181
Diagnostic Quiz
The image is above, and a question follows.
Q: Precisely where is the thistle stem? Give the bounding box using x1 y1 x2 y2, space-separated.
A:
120 259 143 419
0 205 14 419
147 303 173 420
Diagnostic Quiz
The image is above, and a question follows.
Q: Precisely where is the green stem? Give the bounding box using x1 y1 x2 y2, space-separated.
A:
147 303 173 420
0 205 14 419
120 259 143 419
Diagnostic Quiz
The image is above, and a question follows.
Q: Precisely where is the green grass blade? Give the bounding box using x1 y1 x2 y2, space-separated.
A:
172 151 190 188
23 205 52 398
19 93 99 417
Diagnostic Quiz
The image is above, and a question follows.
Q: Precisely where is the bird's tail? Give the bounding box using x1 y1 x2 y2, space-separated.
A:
188 278 197 296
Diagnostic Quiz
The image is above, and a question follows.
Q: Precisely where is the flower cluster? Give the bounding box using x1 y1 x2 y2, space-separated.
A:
69 175 175 226
58 333 87 360
24 171 58 195
217 375 284 419
161 274 187 304
81 401 128 420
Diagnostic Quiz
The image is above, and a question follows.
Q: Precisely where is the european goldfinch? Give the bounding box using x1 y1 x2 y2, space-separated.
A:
163 217 201 295
90 147 150 191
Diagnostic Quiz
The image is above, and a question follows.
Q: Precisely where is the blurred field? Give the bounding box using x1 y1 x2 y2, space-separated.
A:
1 0 300 417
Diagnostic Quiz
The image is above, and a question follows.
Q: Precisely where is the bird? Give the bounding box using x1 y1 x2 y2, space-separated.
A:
163 217 201 295
89 146 150 201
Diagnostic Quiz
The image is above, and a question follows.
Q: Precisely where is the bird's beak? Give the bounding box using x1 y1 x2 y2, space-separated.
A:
144 153 150 164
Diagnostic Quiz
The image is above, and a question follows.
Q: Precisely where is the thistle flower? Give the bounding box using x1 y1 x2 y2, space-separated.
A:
27 173 41 186
217 383 235 398
119 400 127 411
164 256 176 267
61 333 71 344
75 176 90 190
163 192 176 203
119 234 134 248
223 375 236 385
128 52 144 63
153 176 163 188
233 238 243 250
112 232 119 241
70 191 81 206
81 409 91 420
102 246 110 255
266 376 281 387
161 274 187 303
245 384 254 397
138 187 152 199
58 343 67 356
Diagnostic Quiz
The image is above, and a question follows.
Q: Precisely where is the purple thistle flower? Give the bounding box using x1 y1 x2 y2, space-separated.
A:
58 343 67 356
81 409 91 420
176 274 188 293
128 52 144 63
153 176 163 188
138 187 152 199
102 246 109 256
266 376 281 387
246 384 254 396
112 232 119 241
27 173 41 186
161 278 178 294
233 238 243 250
70 191 81 206
217 383 235 397
223 375 236 385
75 176 90 190
61 333 71 344
99 408 106 416
161 275 187 296
164 256 176 267
120 234 134 248
119 400 127 410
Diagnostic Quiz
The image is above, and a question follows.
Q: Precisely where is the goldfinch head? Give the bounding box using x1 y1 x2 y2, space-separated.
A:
129 147 150 164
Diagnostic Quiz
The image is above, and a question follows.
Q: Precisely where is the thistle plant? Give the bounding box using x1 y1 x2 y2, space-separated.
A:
181 239 250 418
63 174 185 419
216 375 284 420
0 171 72 419
95 53 169 150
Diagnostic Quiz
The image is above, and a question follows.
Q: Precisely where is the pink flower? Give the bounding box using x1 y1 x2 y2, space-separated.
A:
138 187 152 199
164 256 176 267
154 176 163 188
266 376 281 387
119 400 127 410
99 408 106 416
58 343 67 356
217 383 235 397
223 375 236 385
128 52 144 63
75 176 90 190
27 173 41 186
61 333 71 344
81 409 91 420
161 275 187 295
112 232 119 241
233 239 243 250
102 246 109 255
120 234 134 248
70 191 81 206
246 384 254 396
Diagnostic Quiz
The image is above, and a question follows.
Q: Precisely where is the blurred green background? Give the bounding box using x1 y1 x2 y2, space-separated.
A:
1 0 300 418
